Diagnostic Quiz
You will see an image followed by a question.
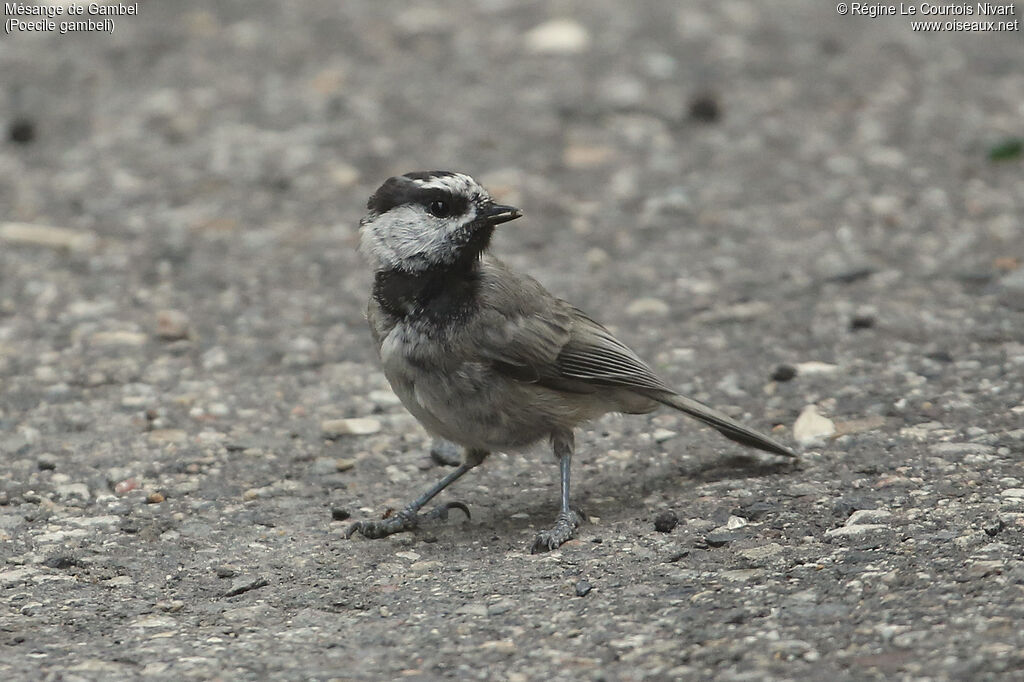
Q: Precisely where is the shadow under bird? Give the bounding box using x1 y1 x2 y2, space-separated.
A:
346 171 796 552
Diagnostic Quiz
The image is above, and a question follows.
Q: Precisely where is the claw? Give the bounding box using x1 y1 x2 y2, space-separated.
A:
531 510 582 554
431 501 471 521
346 501 470 541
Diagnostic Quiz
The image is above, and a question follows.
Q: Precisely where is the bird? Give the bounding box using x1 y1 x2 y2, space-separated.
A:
345 170 795 553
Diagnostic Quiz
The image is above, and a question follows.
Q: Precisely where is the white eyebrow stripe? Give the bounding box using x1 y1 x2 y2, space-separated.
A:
412 174 477 193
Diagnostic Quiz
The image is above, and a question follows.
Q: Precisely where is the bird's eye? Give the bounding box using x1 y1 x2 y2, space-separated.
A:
427 199 450 218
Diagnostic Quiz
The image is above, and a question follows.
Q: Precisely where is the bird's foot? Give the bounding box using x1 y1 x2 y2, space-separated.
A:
346 501 471 540
531 509 582 553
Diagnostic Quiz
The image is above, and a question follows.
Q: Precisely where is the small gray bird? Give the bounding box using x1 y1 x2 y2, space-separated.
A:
347 171 795 552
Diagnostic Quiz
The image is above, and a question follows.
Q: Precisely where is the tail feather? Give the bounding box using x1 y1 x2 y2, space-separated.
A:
652 391 796 458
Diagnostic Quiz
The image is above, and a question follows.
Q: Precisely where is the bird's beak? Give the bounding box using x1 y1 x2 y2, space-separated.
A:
483 203 523 226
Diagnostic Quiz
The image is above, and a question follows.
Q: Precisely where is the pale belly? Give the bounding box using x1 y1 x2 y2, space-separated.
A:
378 323 611 452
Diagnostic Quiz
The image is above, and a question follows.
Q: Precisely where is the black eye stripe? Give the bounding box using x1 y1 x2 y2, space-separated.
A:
366 178 470 217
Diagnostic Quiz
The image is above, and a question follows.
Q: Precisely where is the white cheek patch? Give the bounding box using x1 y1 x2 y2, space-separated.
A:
360 205 477 272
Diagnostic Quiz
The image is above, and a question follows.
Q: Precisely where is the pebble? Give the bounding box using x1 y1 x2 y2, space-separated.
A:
771 364 797 382
845 509 892 526
825 524 886 537
725 515 748 530
223 576 268 597
653 510 678 533
148 429 188 445
487 599 516 615
202 346 229 370
321 418 381 438
523 19 590 55
455 602 489 617
688 93 721 123
330 508 350 521
55 483 91 501
146 492 165 504
335 458 356 472
833 416 887 436
574 580 593 597
738 543 783 561
794 361 840 376
652 429 677 443
0 222 97 252
626 298 670 317
792 405 836 446
155 310 191 340
1000 488 1024 499
37 453 59 470
90 331 148 347
705 530 745 547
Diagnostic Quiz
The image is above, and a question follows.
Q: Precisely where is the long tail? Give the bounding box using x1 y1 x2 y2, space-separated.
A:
650 391 796 458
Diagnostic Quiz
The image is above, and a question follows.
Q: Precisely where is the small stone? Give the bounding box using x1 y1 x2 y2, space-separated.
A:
833 416 887 436
653 510 679 533
455 602 489 617
771 364 797 382
726 515 748 530
105 576 134 588
148 429 188 445
335 458 356 472
574 580 593 597
215 566 237 578
983 518 1004 536
223 576 268 597
1000 488 1024 499
523 19 590 55
738 543 783 561
321 418 381 438
0 222 96 252
850 313 875 330
146 492 165 504
795 361 840 375
845 509 892 526
155 310 191 341
479 640 517 654
55 483 90 501
563 144 614 169
705 530 744 547
8 117 36 144
825 524 886 537
331 507 350 521
653 429 677 443
793 405 836 446
487 599 516 615
90 330 148 347
114 478 139 494
202 346 229 370
688 93 721 123
37 453 58 471
626 297 670 317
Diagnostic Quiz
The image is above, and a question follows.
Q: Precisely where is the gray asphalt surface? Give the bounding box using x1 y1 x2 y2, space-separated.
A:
2 1 1023 680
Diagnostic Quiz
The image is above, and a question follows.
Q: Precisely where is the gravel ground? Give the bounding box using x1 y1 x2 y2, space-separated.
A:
2 2 1023 680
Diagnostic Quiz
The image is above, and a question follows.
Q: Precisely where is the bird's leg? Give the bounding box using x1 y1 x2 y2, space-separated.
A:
531 431 582 553
347 448 487 540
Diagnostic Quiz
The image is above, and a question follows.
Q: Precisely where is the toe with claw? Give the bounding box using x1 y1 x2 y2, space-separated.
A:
531 509 582 553
346 501 471 541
